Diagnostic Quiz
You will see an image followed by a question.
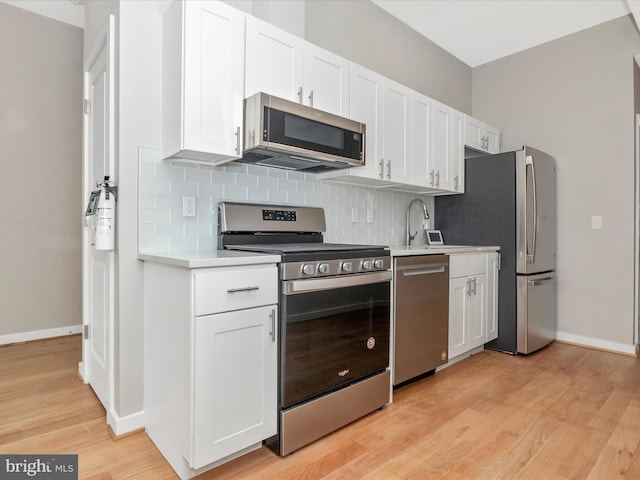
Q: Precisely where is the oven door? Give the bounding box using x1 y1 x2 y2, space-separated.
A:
280 271 391 409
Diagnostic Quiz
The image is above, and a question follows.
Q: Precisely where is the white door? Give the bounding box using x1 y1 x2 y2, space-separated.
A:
82 16 115 410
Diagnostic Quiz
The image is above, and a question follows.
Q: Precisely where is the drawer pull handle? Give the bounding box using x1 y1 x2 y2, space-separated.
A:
226 286 260 293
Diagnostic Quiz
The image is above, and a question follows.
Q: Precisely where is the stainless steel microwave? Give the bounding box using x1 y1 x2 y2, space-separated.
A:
240 92 366 173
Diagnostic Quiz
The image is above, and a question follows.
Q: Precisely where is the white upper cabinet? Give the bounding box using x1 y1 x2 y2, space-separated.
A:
163 0 245 164
430 100 453 191
410 91 432 189
303 43 350 116
345 63 385 182
245 17 349 117
464 115 500 154
382 78 412 185
318 66 410 186
245 16 304 103
450 108 465 193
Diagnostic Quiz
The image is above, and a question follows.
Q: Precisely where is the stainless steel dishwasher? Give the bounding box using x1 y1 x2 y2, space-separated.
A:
394 254 449 385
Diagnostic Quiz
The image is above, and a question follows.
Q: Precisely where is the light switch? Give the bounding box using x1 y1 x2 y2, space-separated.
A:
591 215 603 230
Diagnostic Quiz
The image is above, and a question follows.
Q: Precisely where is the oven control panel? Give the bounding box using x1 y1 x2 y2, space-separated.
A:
262 209 297 222
281 256 391 280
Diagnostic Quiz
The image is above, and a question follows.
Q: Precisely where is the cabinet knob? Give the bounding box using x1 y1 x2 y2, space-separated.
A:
308 90 314 107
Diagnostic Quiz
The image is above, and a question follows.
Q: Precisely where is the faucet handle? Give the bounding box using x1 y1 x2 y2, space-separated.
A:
409 231 417 243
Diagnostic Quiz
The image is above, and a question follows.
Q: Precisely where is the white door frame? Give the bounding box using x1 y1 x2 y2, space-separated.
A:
80 15 116 409
635 111 639 353
635 54 640 355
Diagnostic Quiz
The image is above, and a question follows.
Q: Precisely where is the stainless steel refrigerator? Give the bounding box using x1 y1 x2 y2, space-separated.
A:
435 146 557 354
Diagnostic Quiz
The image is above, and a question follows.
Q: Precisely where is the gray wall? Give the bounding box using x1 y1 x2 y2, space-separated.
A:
473 15 640 349
0 3 83 339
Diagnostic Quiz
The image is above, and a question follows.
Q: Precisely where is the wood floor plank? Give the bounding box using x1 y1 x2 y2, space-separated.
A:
2 336 640 479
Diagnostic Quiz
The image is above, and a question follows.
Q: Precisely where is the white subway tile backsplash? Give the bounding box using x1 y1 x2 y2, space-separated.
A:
138 147 435 253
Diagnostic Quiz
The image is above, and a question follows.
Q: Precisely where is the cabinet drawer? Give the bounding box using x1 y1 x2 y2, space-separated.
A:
449 253 487 278
195 265 278 316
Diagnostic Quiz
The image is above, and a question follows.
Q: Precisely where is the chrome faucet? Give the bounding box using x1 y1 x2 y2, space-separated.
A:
405 198 430 246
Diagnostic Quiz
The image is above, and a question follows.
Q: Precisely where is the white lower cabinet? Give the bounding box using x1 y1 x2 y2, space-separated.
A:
143 261 278 479
448 252 498 360
192 305 277 469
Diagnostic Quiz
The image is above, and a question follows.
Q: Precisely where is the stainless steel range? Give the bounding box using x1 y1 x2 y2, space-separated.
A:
218 202 391 455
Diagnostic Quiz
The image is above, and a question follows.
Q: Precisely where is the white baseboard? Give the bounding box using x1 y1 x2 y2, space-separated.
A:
556 331 637 356
107 408 145 437
0 325 82 345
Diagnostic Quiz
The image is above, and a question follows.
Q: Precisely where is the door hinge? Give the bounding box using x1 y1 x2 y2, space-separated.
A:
497 252 502 271
83 324 89 340
83 99 92 115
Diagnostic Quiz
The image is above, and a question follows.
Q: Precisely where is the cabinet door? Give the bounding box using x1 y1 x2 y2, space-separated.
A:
343 64 384 181
484 123 501 154
245 15 304 102
191 305 277 469
449 276 469 359
463 114 484 151
163 0 244 163
450 108 465 193
468 274 487 349
411 91 432 188
431 100 453 191
303 43 349 116
383 78 412 184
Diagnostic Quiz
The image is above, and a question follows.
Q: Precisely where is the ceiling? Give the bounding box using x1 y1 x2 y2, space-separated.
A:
372 0 640 67
3 0 639 66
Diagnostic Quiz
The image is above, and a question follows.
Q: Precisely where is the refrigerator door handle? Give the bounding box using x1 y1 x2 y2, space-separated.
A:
527 276 556 286
525 155 538 264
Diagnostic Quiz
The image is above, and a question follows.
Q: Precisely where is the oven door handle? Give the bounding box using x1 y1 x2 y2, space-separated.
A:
283 271 392 295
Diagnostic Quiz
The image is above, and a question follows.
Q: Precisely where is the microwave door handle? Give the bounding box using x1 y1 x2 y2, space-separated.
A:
526 155 538 264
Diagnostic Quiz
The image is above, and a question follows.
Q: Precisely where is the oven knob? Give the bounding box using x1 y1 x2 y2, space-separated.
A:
341 261 353 272
374 259 385 269
318 263 330 274
302 264 316 276
362 260 373 270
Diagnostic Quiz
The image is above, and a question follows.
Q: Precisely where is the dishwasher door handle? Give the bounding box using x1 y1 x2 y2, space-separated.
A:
401 266 446 276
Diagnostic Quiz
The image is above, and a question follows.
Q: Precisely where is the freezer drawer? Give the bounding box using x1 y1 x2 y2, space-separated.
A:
517 273 557 354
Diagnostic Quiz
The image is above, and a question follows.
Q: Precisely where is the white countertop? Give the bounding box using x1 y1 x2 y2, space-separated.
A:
138 250 281 269
389 245 500 256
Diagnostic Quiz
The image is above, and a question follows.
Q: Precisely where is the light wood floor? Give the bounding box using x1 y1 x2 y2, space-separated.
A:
2 335 639 479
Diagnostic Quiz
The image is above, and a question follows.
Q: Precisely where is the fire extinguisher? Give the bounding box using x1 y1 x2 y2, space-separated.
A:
87 176 118 251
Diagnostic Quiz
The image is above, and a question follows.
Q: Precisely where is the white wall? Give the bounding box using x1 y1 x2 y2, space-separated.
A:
0 3 83 343
473 15 640 353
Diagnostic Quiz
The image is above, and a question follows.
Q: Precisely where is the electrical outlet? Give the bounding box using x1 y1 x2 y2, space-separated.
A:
182 196 196 217
366 209 374 224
